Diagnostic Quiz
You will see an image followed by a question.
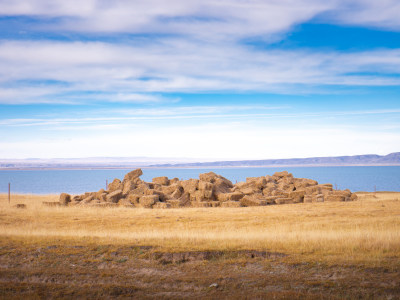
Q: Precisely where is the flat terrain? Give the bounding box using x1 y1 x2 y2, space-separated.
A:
0 192 400 299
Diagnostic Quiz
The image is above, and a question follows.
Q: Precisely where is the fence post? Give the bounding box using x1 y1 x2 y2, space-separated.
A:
8 183 10 205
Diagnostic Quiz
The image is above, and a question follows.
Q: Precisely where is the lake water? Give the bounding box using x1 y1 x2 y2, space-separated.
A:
0 166 399 195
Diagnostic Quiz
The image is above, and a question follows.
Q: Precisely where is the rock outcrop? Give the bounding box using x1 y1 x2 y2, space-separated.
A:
60 169 358 208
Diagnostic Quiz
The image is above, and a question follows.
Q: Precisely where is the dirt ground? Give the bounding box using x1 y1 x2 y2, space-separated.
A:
0 192 399 299
0 240 399 299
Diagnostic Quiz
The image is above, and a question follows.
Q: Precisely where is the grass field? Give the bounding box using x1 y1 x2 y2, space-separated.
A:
1 192 400 298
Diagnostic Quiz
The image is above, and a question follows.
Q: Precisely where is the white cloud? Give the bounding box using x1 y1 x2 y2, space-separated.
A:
1 121 399 159
0 0 332 38
326 0 400 30
0 40 399 104
1 0 399 40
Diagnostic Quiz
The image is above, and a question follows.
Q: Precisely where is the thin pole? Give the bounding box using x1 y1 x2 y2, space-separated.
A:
106 180 108 190
8 183 10 204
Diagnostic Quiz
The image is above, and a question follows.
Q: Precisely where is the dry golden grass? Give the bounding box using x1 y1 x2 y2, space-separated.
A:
1 192 400 265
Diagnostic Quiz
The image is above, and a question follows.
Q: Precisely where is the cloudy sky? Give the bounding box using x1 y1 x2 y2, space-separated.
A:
0 0 399 160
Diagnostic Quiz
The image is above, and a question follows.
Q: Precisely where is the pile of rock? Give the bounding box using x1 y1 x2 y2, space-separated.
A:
59 169 357 208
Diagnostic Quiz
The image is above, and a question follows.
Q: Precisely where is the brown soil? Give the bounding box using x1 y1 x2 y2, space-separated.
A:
1 239 399 299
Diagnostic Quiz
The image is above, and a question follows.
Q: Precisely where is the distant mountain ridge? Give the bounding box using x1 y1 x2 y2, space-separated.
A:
151 152 400 168
0 153 399 169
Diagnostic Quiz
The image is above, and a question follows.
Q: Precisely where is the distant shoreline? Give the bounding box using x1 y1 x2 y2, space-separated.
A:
1 164 400 171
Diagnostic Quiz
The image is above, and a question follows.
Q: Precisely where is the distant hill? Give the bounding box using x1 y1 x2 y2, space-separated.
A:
0 153 399 169
150 152 400 168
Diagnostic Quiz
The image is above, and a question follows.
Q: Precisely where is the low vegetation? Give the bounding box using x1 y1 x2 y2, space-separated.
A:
0 192 399 298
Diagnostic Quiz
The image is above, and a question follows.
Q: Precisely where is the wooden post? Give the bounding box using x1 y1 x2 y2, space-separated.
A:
106 180 108 190
8 183 10 204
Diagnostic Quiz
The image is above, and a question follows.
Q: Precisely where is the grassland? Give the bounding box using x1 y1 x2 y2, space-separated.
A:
1 192 400 299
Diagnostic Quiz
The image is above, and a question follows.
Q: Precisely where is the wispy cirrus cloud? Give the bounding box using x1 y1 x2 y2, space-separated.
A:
1 0 400 159
1 0 399 36
0 40 399 104
1 106 400 128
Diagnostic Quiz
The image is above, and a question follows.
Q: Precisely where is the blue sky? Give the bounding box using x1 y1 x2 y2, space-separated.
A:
0 0 399 159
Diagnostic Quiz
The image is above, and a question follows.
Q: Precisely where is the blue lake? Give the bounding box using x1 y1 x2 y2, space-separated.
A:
0 166 399 194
